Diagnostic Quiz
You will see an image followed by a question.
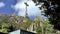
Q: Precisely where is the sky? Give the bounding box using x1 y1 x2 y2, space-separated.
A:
0 0 46 20
0 0 17 15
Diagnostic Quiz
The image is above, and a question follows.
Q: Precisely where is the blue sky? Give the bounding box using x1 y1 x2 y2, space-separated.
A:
0 0 46 19
0 0 17 15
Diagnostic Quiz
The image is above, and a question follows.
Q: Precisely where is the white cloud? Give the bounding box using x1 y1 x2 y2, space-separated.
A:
0 2 5 8
12 0 41 17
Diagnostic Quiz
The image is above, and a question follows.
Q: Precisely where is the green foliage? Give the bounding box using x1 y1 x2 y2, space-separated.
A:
44 22 54 34
0 22 10 33
32 0 37 3
1 14 60 34
0 14 32 33
20 19 32 30
32 0 60 30
32 0 60 34
36 25 41 34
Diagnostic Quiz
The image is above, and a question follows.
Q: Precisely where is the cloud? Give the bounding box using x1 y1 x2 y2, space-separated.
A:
12 0 42 17
0 2 5 8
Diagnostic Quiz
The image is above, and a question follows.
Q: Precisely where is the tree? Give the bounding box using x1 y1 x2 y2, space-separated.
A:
32 0 60 30
33 16 45 34
0 22 10 33
44 21 54 34
20 17 32 30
